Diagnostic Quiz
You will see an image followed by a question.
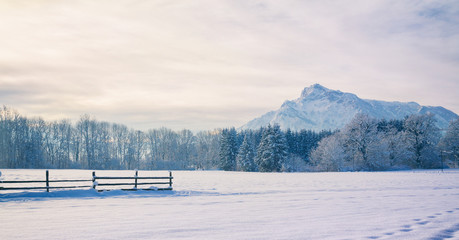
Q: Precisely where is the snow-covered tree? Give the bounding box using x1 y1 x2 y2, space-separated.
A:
380 128 410 168
236 134 256 172
219 128 238 171
439 118 459 168
311 114 408 171
255 125 288 172
341 114 381 171
285 129 296 154
403 113 441 168
310 133 346 171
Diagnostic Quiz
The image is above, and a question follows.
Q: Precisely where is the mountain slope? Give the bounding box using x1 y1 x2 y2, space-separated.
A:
241 84 458 131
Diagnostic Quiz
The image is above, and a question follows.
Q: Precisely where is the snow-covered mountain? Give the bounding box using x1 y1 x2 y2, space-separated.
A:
241 84 458 131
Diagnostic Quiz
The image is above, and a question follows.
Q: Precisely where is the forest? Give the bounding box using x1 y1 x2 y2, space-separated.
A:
0 106 330 171
0 106 458 172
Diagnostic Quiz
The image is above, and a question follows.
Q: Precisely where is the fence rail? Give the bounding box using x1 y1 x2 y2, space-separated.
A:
0 170 173 192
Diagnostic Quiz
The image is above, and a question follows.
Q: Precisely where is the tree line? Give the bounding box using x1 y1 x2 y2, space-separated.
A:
1 106 458 171
0 106 220 170
310 113 459 171
218 114 459 172
0 106 330 171
218 126 332 172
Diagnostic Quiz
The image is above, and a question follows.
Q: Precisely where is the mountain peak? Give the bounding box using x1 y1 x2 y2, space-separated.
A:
311 83 327 89
300 84 331 98
241 84 458 131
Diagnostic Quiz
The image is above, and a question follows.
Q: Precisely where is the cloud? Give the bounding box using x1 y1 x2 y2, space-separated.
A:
0 0 458 131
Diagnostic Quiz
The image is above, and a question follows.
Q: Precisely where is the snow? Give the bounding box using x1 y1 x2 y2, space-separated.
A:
1 169 459 239
241 84 458 131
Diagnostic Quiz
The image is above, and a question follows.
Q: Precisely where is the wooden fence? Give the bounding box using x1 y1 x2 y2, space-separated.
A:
0 170 173 192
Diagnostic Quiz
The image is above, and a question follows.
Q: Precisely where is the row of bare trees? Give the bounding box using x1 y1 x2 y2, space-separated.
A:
0 107 221 170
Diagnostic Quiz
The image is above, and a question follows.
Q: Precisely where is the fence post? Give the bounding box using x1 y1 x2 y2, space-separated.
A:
169 171 172 189
92 171 96 190
46 170 49 192
134 170 138 189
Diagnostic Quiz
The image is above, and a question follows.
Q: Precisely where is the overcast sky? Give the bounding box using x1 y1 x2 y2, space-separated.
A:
0 0 458 131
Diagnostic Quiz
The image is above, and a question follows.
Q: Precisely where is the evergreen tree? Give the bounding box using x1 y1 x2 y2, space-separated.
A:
285 129 296 154
219 128 238 171
236 134 256 171
255 125 288 172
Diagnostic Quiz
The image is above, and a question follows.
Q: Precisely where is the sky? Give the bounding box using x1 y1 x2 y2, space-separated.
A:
0 0 458 131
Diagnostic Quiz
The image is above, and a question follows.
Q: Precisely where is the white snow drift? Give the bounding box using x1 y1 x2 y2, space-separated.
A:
1 169 459 239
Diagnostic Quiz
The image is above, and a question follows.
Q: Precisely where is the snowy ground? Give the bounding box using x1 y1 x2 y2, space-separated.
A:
1 169 459 240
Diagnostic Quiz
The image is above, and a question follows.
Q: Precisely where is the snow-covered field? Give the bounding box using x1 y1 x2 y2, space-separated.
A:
1 169 459 240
